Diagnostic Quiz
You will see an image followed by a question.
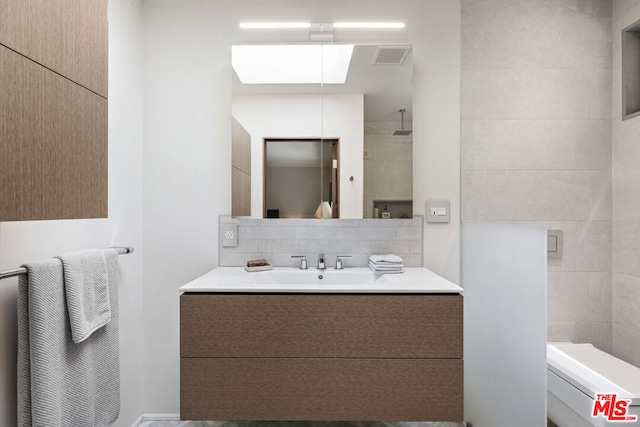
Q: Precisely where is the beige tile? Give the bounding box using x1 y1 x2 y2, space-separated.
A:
613 324 640 368
461 171 488 221
613 221 640 276
588 272 612 323
397 226 422 241
479 170 610 221
461 120 611 171
548 272 591 322
462 69 591 120
574 322 612 353
590 68 613 119
575 221 612 272
547 322 577 342
612 119 640 170
612 63 622 120
613 169 640 222
612 273 640 331
462 1 611 70
613 0 640 32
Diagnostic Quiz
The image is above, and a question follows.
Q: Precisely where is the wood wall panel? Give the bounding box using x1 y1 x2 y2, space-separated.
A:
0 0 108 97
181 358 464 422
181 294 463 358
0 46 107 221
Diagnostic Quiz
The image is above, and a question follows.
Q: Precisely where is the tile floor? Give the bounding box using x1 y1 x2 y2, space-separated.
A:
138 422 464 427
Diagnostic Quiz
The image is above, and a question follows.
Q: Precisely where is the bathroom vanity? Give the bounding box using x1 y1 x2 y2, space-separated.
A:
179 267 463 422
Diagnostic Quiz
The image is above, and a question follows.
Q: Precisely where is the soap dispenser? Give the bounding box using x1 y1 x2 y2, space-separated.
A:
382 205 391 219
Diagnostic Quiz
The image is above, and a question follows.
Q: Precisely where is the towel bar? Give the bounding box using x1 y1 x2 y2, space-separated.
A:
0 246 134 281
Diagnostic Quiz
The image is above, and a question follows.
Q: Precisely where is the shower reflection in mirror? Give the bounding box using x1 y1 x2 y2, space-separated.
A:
231 44 413 219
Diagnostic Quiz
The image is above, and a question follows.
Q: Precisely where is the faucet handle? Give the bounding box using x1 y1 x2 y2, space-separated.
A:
335 255 352 270
291 255 308 270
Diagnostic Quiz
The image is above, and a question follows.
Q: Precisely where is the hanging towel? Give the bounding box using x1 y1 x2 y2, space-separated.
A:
18 249 120 427
56 249 110 343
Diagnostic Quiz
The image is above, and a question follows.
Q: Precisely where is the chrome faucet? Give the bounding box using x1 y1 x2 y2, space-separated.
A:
291 255 308 270
317 253 326 270
335 255 351 270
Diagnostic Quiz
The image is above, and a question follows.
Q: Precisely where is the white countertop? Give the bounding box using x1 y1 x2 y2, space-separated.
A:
179 267 463 294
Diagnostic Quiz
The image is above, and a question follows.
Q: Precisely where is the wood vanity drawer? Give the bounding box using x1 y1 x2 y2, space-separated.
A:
180 294 462 359
180 357 463 421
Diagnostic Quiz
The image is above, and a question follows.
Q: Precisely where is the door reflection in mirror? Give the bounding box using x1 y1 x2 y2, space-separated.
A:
263 139 339 219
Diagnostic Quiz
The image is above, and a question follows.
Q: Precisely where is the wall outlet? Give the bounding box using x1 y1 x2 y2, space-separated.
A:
222 223 238 247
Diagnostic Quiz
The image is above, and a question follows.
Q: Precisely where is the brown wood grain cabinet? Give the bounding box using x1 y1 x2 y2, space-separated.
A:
180 294 464 422
0 0 108 221
0 0 108 96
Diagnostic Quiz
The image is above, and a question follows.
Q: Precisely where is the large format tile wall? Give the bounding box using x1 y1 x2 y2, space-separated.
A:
363 121 413 218
219 215 423 268
461 0 613 351
612 0 640 368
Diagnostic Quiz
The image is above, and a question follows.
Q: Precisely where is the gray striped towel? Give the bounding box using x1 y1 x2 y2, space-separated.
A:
18 249 120 427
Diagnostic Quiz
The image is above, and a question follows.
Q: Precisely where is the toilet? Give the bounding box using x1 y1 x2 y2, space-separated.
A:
547 342 640 427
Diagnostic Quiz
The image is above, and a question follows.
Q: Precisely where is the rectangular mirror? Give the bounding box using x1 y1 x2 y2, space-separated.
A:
232 44 413 219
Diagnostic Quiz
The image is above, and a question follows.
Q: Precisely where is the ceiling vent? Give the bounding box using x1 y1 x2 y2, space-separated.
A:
371 45 411 65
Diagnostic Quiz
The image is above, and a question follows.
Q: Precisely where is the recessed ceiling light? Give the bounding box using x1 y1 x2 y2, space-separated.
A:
333 22 405 29
232 45 354 84
239 22 311 29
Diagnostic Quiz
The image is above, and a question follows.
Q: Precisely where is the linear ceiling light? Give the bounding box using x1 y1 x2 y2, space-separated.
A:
239 22 311 29
333 22 405 29
239 22 405 30
232 44 354 84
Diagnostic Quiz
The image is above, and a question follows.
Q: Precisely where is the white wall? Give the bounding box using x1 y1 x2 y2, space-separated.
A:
0 0 145 425
142 0 461 414
233 93 364 218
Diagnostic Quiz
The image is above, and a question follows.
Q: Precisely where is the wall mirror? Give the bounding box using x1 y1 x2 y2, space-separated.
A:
231 44 413 219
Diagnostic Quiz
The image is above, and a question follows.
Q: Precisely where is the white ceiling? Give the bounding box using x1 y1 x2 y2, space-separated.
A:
232 44 412 122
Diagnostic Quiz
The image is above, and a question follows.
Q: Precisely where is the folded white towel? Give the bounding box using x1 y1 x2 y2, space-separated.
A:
369 262 404 274
369 254 404 264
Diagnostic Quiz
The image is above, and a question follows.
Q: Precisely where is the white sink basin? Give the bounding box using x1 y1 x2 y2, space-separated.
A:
179 267 464 294
250 269 392 286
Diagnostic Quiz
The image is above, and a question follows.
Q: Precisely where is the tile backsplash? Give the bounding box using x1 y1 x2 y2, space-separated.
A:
219 215 423 268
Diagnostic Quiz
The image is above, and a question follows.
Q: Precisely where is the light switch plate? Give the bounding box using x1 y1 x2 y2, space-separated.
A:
426 200 450 223
222 222 238 247
547 230 562 259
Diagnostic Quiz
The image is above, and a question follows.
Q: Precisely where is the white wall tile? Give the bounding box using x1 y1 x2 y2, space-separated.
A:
613 169 640 222
589 272 613 322
463 8 611 70
576 221 612 272
462 69 592 120
590 68 613 119
461 120 611 171
219 216 423 267
613 119 640 170
574 322 612 353
613 221 640 277
613 324 640 368
548 272 591 322
467 170 610 221
461 171 488 221
548 322 577 342
612 273 640 331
